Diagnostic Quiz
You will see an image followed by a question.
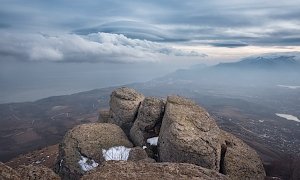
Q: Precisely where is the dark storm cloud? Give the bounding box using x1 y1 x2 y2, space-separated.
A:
69 0 300 46
0 0 300 62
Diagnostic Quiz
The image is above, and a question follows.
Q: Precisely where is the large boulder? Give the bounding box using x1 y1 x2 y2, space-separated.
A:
219 130 266 180
81 161 229 180
0 162 21 180
130 97 165 147
55 123 133 179
17 165 60 180
108 87 144 135
158 96 221 171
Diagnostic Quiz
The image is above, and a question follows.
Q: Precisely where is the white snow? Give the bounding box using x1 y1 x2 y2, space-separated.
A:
51 105 68 111
276 113 300 123
142 146 147 149
147 137 158 146
59 159 63 167
260 134 269 138
246 52 300 60
277 85 300 89
78 156 99 171
102 146 131 161
258 120 264 123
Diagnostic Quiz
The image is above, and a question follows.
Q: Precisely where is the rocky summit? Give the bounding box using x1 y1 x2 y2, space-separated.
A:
1 87 266 180
56 87 265 179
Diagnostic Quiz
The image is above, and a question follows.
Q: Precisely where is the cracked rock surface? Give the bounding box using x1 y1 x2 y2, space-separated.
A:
130 97 165 147
159 95 221 171
219 130 266 180
108 87 144 135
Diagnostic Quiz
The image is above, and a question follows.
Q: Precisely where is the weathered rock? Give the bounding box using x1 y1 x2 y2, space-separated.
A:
55 123 133 179
0 162 21 180
219 130 266 180
98 109 110 123
158 96 221 171
17 165 60 180
108 87 144 135
130 97 165 147
127 147 149 162
81 161 230 180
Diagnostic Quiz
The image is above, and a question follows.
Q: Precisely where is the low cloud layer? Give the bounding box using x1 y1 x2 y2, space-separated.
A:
0 0 300 62
0 32 205 63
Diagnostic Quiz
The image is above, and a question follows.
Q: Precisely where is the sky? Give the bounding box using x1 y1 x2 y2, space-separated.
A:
0 0 300 102
1 0 300 63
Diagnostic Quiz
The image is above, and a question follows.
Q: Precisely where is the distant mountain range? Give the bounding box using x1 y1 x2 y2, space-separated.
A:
160 52 300 86
216 52 300 69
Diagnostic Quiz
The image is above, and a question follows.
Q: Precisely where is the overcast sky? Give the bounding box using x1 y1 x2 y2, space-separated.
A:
1 0 300 64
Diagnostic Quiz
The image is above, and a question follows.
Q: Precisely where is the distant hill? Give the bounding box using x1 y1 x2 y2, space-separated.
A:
160 52 300 86
216 52 300 70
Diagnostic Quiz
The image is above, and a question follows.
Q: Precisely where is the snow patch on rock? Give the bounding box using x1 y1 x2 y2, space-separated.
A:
78 156 99 171
102 146 131 161
147 137 158 146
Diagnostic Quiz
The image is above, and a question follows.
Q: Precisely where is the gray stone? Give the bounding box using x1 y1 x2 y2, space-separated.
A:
158 96 221 171
108 87 144 135
130 97 165 147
